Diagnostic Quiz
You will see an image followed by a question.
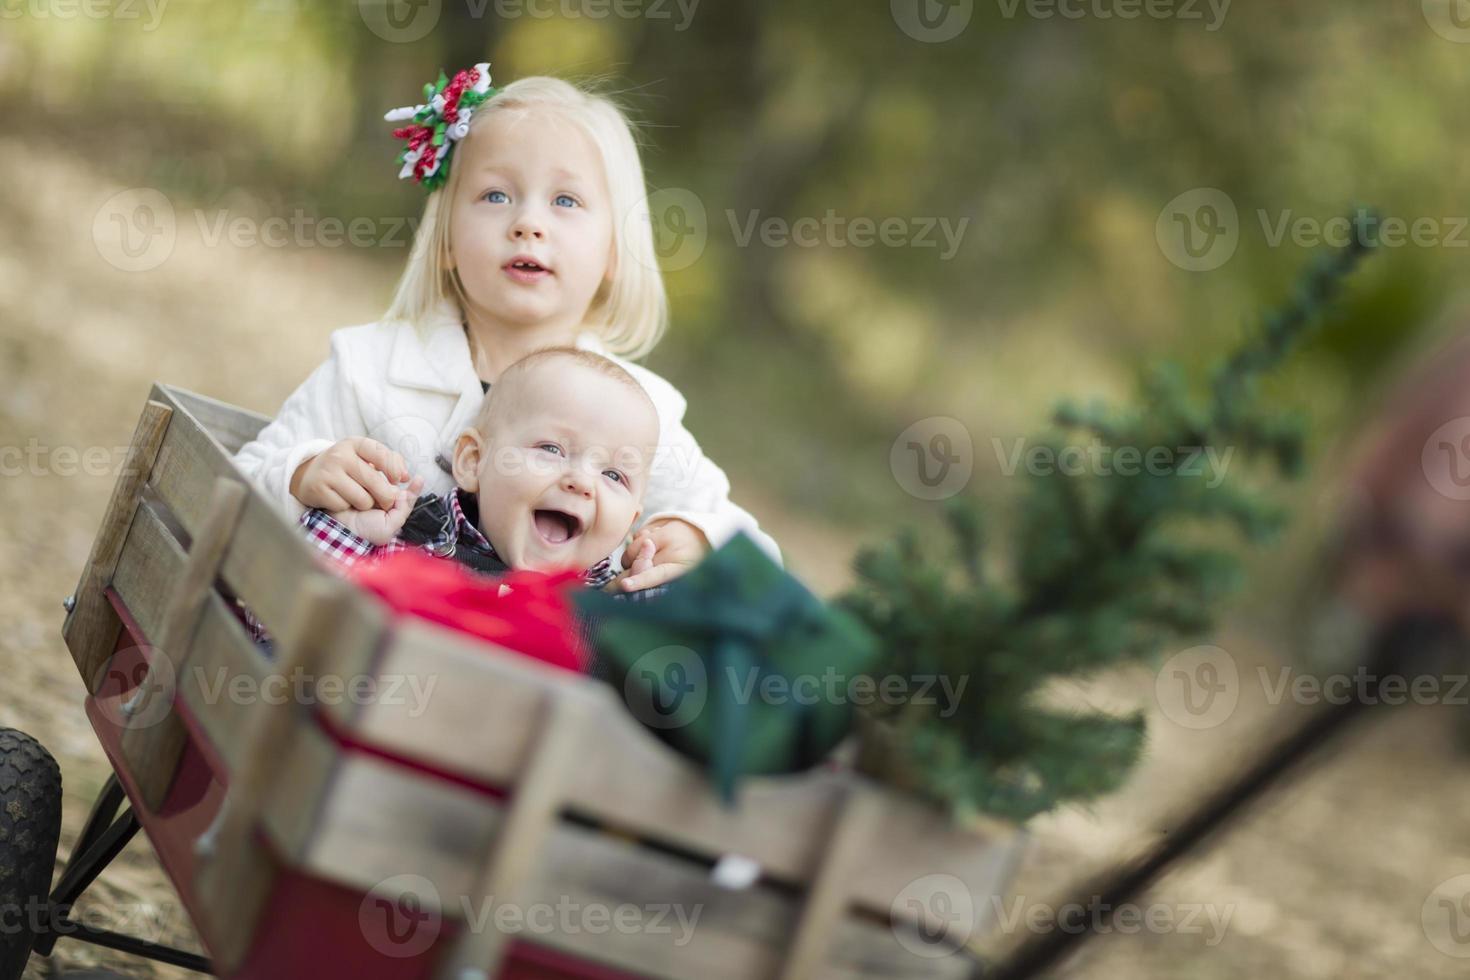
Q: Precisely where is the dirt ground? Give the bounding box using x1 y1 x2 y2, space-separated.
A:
3 139 1469 978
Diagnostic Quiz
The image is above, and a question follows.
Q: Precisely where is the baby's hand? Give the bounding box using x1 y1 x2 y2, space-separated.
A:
619 518 709 592
328 476 424 546
291 438 410 512
606 537 654 593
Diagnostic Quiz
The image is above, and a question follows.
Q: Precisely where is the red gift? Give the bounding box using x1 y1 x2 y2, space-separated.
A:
345 550 590 673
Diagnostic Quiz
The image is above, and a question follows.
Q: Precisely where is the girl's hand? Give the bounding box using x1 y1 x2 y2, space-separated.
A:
291 437 411 511
328 476 424 546
606 537 655 592
619 518 710 592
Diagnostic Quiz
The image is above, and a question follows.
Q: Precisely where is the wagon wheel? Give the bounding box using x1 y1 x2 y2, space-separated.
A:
0 728 64 980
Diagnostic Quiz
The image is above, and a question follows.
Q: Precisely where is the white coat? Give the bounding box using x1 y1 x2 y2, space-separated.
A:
232 303 781 563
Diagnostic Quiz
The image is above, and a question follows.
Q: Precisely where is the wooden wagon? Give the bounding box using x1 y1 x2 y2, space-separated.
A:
9 385 1027 978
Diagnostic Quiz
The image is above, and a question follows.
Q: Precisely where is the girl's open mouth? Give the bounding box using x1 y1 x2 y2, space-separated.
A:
533 509 583 545
504 258 552 284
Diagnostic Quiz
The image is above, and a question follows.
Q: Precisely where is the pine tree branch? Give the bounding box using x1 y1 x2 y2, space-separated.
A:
840 212 1378 821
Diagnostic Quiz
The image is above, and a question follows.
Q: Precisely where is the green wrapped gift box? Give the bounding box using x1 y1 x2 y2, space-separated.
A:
577 533 879 804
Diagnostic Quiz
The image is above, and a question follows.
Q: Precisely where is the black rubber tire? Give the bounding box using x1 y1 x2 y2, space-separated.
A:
0 728 63 980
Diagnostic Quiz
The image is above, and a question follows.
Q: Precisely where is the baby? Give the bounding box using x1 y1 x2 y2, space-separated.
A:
301 346 661 588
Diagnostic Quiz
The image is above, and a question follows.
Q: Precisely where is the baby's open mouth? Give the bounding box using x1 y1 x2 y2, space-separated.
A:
533 509 583 545
507 259 549 273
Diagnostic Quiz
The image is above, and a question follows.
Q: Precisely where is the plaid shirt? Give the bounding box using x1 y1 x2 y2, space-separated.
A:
299 488 619 589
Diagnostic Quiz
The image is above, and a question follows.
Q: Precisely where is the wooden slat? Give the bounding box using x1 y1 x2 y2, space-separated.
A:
179 594 277 769
110 502 336 853
328 620 1024 920
177 594 342 858
110 498 273 779
64 399 173 691
530 818 977 980
110 501 187 643
109 500 306 968
193 579 373 972
282 752 973 980
777 782 884 980
435 692 591 979
160 385 269 455
123 478 248 810
145 386 316 638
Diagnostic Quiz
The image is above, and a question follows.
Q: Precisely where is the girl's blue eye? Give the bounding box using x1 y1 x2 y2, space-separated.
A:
603 469 626 485
553 194 579 208
536 443 564 456
485 190 509 204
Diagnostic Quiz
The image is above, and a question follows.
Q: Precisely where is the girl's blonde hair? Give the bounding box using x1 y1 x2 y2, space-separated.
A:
385 76 668 360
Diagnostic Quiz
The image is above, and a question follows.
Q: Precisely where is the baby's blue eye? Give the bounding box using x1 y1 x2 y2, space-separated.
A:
485 190 509 204
536 443 564 456
553 194 579 208
603 469 626 485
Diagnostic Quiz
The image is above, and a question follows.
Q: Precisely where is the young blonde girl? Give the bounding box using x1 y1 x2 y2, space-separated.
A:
233 68 778 590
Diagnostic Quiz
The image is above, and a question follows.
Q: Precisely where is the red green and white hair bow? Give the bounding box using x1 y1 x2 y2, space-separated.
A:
384 63 495 191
